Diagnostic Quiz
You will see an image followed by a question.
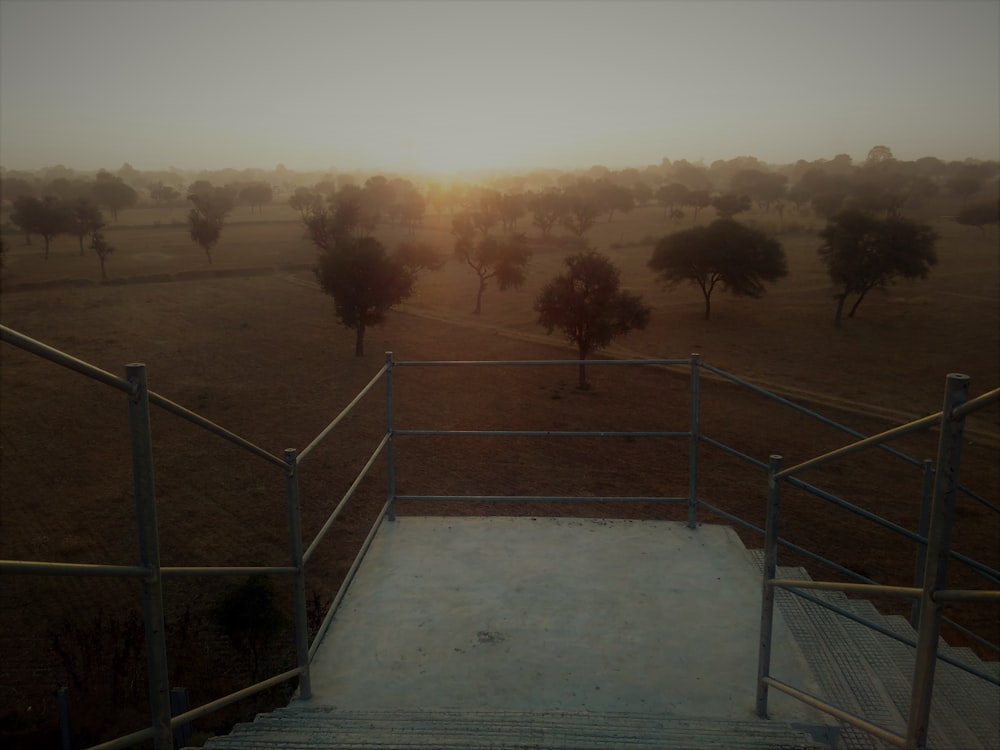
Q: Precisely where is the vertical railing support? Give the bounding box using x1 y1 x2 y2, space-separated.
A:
170 687 192 749
284 448 312 700
756 454 783 718
126 363 172 750
911 458 935 628
57 686 71 750
385 352 397 522
905 374 969 749
687 353 701 529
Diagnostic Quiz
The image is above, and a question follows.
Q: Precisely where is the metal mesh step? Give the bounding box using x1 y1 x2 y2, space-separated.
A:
199 707 834 749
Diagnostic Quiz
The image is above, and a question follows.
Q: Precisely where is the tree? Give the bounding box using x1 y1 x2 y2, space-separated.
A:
149 181 182 206
818 209 938 327
453 215 531 314
11 196 68 260
187 188 234 263
535 250 651 389
594 180 635 222
559 194 601 238
239 182 273 214
288 187 323 220
684 189 712 223
90 231 114 280
710 192 752 219
655 183 690 218
955 201 1000 236
91 170 137 222
865 145 895 165
315 235 416 356
66 198 105 255
529 189 564 238
308 204 432 355
649 219 788 320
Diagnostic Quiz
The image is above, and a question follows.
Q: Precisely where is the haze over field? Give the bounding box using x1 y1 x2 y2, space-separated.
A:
1 0 998 176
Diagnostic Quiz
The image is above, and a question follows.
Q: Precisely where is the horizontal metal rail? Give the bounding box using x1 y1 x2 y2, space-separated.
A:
771 578 921 600
395 358 689 367
146 390 286 469
168 667 303 732
762 676 906 748
297 365 388 463
395 495 689 503
697 500 879 585
933 588 1000 603
777 414 940 480
701 362 924 468
85 725 157 750
699 435 769 469
0 560 149 578
1 324 135 394
160 565 297 577
2 324 288 469
303 434 389 564
951 387 999 419
309 501 391 661
395 429 689 438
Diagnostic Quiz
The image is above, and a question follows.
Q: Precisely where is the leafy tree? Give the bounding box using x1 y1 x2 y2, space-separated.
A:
90 231 115 280
684 189 712 223
187 188 234 263
529 189 565 238
594 180 635 222
288 187 323 220
453 215 531 314
66 198 105 255
656 183 690 218
211 576 285 679
11 196 69 260
149 181 182 206
710 192 752 219
91 170 137 222
497 192 527 234
649 219 788 320
9 194 44 245
730 169 788 213
307 204 433 355
955 201 1000 235
559 194 601 238
535 250 651 389
818 209 938 327
239 181 273 214
865 145 895 165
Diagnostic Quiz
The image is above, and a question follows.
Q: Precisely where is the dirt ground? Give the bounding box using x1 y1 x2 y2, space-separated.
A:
0 210 997 747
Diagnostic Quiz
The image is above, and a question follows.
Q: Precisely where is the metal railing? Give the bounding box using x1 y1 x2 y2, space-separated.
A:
754 373 1000 750
1 322 997 750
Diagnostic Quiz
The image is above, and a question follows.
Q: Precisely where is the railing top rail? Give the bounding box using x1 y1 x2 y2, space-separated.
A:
952 386 999 420
2 324 287 469
1 324 134 394
394 357 690 367
297 363 388 463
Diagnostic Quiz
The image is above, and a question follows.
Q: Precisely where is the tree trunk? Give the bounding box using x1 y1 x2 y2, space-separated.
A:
44 236 50 261
79 235 85 256
474 278 485 314
99 258 107 280
703 291 712 321
355 321 365 356
833 293 847 327
205 247 213 264
848 288 869 318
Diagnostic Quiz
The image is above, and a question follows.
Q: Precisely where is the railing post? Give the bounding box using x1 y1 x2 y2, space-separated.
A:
906 374 969 749
911 459 935 628
57 686 71 750
687 353 701 529
284 448 312 700
385 352 396 522
126 363 172 750
756 454 783 718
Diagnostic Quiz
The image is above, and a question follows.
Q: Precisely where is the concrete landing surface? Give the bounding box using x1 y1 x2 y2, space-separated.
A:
299 517 829 727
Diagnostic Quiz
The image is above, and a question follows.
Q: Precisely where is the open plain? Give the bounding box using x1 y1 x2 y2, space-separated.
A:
1 203 997 746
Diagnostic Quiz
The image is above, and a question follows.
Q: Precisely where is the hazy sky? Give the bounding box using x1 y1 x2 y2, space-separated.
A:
1 0 998 175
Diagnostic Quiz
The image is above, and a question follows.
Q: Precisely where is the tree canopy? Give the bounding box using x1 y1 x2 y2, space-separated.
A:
91 170 138 222
187 188 234 263
817 209 938 326
452 213 532 314
648 219 788 320
535 250 651 389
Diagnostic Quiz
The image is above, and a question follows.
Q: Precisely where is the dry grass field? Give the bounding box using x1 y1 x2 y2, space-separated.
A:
0 203 997 747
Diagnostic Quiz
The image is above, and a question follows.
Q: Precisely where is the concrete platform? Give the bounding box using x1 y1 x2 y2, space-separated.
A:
299 516 829 727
